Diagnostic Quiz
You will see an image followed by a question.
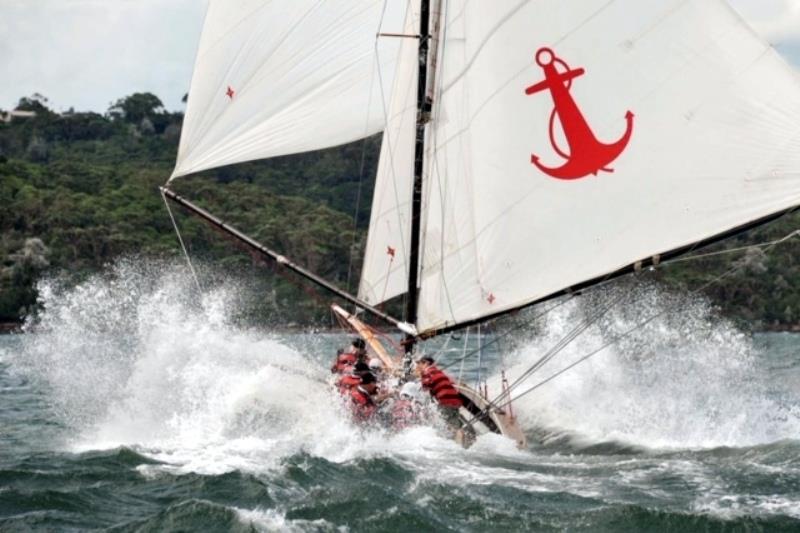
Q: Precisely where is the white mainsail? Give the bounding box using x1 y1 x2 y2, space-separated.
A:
171 0 409 180
170 0 800 340
396 0 800 334
358 1 420 306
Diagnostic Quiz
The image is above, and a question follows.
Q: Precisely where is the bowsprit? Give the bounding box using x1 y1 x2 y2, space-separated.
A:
525 47 634 180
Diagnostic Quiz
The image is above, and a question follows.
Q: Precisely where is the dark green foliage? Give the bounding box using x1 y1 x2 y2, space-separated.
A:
654 216 800 331
0 91 798 328
0 93 370 325
15 93 56 118
107 92 165 124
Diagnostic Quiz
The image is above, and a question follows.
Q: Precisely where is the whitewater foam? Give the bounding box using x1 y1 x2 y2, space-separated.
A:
234 507 343 533
10 261 800 478
12 261 465 474
501 283 800 450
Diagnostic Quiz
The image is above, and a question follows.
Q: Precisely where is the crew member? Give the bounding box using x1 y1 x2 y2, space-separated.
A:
331 338 368 373
368 358 384 376
415 356 463 428
331 348 357 374
337 361 370 394
350 338 368 363
350 372 379 422
390 381 426 430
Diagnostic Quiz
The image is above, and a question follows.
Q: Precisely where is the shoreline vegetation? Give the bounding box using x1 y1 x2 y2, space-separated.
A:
0 321 20 334
0 320 344 335
1 92 799 332
3 319 800 336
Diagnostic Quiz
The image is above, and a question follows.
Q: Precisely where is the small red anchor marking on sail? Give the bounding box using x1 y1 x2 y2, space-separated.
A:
386 246 396 258
525 47 634 180
226 86 235 99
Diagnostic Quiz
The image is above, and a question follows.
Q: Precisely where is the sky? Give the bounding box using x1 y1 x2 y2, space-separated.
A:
1 0 800 113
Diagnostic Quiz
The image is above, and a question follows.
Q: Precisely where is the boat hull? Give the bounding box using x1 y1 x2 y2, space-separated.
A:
456 383 527 449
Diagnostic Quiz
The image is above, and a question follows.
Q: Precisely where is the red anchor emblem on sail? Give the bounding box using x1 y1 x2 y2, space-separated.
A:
525 47 634 180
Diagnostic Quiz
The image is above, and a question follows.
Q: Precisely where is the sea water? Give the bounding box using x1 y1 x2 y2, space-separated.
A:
2 262 800 531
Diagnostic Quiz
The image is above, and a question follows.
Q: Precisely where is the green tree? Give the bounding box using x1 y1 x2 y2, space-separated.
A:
108 93 165 124
16 93 55 117
0 238 50 320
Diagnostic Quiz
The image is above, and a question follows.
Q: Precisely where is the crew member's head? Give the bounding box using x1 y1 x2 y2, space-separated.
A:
352 361 370 375
368 358 383 373
399 381 420 400
360 372 378 394
351 338 366 354
415 356 435 374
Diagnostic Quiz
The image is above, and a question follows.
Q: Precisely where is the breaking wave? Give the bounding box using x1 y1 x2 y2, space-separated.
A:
504 282 800 450
13 260 466 473
10 260 800 478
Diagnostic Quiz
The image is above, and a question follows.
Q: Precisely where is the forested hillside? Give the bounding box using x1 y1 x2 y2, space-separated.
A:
1 93 798 330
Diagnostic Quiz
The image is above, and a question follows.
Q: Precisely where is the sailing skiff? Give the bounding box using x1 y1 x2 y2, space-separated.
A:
162 0 800 445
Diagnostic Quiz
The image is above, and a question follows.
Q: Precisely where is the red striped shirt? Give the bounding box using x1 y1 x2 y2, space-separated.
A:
421 366 463 408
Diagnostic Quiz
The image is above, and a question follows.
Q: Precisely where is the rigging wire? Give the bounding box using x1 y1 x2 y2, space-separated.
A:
488 321 511 403
438 294 578 372
344 1 389 303
378 254 396 304
365 0 415 310
662 229 800 265
475 324 483 390
427 0 462 327
481 288 629 414
161 189 202 293
343 137 370 299
493 309 665 411
457 326 469 383
425 328 454 360
462 226 800 428
493 322 508 376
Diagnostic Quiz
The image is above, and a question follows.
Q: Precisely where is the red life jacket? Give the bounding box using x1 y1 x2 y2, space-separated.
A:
350 386 376 421
331 351 357 373
337 373 361 394
421 365 463 408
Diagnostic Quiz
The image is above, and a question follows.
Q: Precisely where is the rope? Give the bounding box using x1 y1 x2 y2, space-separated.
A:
162 189 202 293
457 327 469 383
493 310 664 411
485 225 800 418
345 0 388 300
378 254 395 304
481 288 628 416
371 0 413 292
493 322 508 377
475 324 483 389
663 229 800 265
344 141 369 299
439 294 578 372
424 327 454 360
344 6 385 300
426 3 461 327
